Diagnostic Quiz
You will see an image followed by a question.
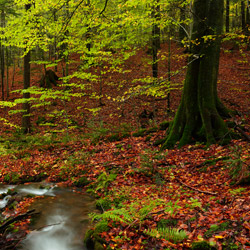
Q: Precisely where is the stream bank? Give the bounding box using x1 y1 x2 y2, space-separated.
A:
0 183 96 250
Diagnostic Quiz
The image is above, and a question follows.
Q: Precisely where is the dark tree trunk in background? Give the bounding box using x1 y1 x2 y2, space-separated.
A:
246 0 250 28
22 4 31 133
226 0 230 32
1 10 5 101
179 3 187 43
152 0 160 79
241 1 246 31
162 0 231 149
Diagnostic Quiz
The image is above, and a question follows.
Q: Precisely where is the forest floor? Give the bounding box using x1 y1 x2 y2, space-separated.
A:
0 43 250 250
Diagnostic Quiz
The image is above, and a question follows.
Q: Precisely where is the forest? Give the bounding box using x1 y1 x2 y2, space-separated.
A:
0 0 250 249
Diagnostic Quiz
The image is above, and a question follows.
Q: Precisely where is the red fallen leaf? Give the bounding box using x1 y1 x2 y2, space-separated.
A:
128 231 135 237
235 236 250 245
179 223 189 229
243 221 250 231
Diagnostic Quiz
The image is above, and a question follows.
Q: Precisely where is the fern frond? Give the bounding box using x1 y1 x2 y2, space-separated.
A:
90 208 133 224
144 227 188 243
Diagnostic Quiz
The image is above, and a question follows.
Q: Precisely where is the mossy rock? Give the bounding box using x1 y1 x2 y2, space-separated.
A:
84 229 95 249
146 126 158 134
95 220 109 234
94 241 105 250
106 134 121 142
73 176 90 187
192 241 217 250
84 220 109 249
132 129 147 137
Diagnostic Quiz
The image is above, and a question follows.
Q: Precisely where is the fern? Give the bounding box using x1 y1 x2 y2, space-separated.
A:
90 208 133 224
145 227 188 243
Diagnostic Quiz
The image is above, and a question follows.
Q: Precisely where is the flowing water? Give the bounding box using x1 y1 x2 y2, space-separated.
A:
0 183 96 250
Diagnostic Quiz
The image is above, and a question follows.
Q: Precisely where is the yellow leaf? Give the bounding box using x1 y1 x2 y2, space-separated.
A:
214 235 224 239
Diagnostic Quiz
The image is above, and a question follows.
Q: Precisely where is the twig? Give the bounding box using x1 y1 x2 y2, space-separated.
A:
176 178 217 195
34 222 64 232
99 0 109 15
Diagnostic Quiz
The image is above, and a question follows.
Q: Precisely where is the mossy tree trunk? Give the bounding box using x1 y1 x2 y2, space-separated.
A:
162 0 231 149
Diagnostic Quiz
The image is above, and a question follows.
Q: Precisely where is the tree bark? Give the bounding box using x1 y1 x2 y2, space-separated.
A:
22 4 32 133
226 0 230 32
162 0 231 149
1 10 5 101
151 0 160 79
241 1 246 31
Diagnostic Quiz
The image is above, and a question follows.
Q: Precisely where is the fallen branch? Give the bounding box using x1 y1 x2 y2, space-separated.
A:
235 125 250 142
0 209 39 233
176 178 217 195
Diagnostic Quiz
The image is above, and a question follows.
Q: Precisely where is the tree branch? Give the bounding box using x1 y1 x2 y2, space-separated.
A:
176 178 217 195
0 210 39 233
100 0 109 15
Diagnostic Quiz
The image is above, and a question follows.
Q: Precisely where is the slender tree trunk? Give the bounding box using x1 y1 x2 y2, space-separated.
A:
22 4 32 133
12 56 15 88
151 0 160 79
162 0 230 149
226 0 230 32
1 10 5 101
151 0 160 119
6 46 9 98
167 26 171 113
241 1 246 31
0 43 4 101
179 0 187 44
53 10 58 72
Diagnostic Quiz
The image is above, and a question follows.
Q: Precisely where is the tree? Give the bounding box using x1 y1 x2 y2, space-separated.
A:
22 3 31 133
161 0 231 149
226 0 230 32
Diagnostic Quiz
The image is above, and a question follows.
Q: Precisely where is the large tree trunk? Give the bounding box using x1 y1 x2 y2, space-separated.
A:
162 0 230 149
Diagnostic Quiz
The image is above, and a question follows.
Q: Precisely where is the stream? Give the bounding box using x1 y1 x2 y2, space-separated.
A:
0 183 96 250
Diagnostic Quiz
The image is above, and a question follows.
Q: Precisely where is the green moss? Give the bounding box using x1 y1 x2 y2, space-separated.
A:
192 241 217 250
146 126 158 134
132 129 147 137
84 229 95 249
94 241 104 250
204 222 229 238
106 134 121 142
95 220 109 234
159 121 170 130
96 198 112 210
84 228 107 250
73 176 90 187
